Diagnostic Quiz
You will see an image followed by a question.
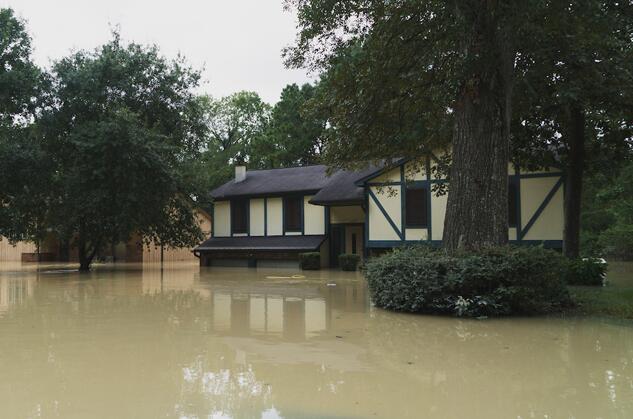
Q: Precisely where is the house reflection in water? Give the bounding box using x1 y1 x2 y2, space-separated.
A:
0 276 35 317
141 263 369 341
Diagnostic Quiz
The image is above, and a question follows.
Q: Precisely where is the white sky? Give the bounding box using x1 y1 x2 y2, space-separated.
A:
1 0 313 103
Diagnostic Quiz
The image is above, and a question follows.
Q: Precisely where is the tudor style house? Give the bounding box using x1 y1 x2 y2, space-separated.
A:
195 156 564 268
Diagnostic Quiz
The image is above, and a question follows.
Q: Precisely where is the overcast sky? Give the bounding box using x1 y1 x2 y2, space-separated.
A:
1 0 313 103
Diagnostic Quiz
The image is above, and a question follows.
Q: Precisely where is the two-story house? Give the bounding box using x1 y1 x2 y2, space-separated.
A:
195 155 564 268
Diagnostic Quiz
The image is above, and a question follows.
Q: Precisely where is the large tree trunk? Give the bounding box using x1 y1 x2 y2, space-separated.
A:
77 221 99 272
443 6 514 251
563 106 585 258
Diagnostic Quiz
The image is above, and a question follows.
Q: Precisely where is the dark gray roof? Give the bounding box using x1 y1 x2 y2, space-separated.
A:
196 235 326 251
211 165 331 199
309 166 382 205
211 164 383 204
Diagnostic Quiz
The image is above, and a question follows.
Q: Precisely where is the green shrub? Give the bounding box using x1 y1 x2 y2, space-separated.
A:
563 258 607 286
599 224 633 260
339 254 360 271
364 245 571 317
299 252 320 270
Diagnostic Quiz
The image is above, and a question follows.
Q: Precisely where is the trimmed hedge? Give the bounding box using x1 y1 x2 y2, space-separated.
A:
299 252 321 270
563 258 607 286
365 245 571 317
339 254 360 271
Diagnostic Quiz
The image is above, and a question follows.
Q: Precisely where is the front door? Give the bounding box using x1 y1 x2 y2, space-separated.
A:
330 225 346 268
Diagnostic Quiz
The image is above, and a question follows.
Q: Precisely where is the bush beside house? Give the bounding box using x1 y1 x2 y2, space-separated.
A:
339 254 360 271
299 252 320 270
563 258 607 286
365 245 572 317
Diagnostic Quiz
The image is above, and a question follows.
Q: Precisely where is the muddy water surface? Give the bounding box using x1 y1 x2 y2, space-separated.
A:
0 262 632 419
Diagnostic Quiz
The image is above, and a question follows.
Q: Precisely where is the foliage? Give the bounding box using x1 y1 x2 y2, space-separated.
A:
511 1 633 257
365 245 571 317
37 33 206 270
201 91 271 158
563 258 606 286
338 254 360 271
0 8 48 245
198 84 326 192
299 252 320 270
581 158 633 260
0 9 42 127
250 83 326 168
568 263 633 319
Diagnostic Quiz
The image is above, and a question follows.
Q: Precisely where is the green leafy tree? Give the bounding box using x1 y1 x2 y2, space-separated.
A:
512 0 633 258
285 0 537 250
582 157 633 260
41 34 206 270
251 83 326 168
197 91 271 188
285 0 633 252
0 8 48 248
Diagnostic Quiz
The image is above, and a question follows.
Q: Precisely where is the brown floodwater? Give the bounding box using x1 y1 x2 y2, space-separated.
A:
0 262 632 419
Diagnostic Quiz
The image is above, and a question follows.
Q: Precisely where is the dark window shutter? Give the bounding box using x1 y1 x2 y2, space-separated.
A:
231 199 249 234
509 183 518 227
284 196 302 232
405 187 428 227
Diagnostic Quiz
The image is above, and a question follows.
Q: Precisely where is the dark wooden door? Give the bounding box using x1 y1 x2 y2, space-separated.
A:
330 225 345 267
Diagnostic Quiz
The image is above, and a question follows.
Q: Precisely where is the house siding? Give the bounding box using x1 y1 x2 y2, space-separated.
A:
214 201 231 237
266 198 283 236
304 195 326 235
366 156 564 247
249 199 266 236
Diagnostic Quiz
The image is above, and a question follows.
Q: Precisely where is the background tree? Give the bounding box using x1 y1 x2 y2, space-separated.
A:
250 83 327 168
0 8 49 249
512 0 633 258
581 155 633 260
41 34 206 270
197 91 270 188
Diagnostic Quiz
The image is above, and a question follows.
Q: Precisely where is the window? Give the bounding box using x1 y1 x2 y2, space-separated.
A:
405 187 428 227
351 233 357 254
231 199 249 234
509 183 518 227
284 196 303 232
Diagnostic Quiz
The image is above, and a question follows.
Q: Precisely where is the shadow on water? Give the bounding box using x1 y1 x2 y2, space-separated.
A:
0 262 632 418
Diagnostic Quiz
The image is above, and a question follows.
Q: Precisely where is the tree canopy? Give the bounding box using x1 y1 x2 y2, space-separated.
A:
0 8 48 246
511 0 633 257
284 0 633 252
36 34 207 270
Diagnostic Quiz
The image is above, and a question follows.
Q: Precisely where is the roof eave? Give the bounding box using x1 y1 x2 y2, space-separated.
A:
353 158 411 186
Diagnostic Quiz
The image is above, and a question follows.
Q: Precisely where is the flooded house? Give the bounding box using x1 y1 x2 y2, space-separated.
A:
0 209 212 264
195 155 564 268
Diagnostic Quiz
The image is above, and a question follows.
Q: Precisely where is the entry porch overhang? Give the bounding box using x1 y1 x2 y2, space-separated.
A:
195 235 326 253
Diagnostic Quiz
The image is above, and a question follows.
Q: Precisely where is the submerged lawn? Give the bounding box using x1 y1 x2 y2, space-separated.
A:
567 262 633 319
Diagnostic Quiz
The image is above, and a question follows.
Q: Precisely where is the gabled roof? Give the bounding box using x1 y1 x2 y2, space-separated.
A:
211 164 385 205
211 165 330 200
196 235 326 251
309 166 382 206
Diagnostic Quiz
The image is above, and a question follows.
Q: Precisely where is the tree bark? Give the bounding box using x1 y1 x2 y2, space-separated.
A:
563 106 585 258
77 220 100 271
443 7 514 251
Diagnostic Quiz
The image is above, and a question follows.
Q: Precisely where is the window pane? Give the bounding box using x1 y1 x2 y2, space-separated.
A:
406 187 427 227
284 196 302 231
231 199 248 234
509 183 518 227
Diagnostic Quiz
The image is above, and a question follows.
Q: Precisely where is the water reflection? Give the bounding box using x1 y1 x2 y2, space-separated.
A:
0 262 631 418
0 275 35 316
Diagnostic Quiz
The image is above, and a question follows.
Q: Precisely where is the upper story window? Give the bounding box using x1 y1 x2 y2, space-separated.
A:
405 186 428 227
284 196 303 232
231 199 249 234
509 182 518 228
